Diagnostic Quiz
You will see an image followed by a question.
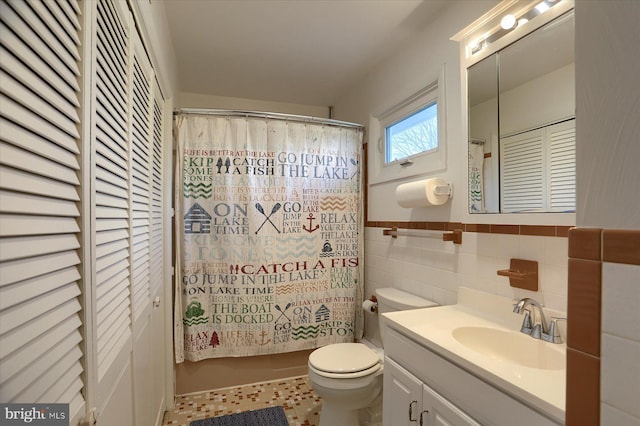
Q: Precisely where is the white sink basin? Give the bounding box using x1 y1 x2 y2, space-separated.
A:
382 288 567 423
452 326 565 370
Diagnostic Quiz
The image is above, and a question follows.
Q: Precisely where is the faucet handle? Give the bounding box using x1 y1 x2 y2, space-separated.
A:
542 317 566 344
519 309 533 335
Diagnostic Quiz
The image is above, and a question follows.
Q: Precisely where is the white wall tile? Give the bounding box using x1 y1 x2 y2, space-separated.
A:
602 262 640 342
601 403 640 426
495 234 520 259
544 237 569 267
458 230 479 255
518 235 546 263
540 292 567 314
540 263 569 296
364 227 380 242
601 334 640 418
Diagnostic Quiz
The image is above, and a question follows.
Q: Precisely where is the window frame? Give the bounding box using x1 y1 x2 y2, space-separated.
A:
385 101 439 164
369 66 447 185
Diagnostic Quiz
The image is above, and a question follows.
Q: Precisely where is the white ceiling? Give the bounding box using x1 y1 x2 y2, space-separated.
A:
163 0 450 107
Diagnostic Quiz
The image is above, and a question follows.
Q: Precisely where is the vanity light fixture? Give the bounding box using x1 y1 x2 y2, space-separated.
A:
463 0 566 58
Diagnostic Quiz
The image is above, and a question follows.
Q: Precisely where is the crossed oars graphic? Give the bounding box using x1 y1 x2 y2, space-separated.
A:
350 158 359 179
275 303 291 322
255 203 281 234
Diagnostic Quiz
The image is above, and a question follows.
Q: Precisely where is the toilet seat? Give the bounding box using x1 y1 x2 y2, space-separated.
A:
308 343 381 379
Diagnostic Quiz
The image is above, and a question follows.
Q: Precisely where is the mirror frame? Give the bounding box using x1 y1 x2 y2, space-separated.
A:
452 0 575 226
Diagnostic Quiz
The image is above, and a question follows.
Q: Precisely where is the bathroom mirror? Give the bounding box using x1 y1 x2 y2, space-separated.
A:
468 11 575 214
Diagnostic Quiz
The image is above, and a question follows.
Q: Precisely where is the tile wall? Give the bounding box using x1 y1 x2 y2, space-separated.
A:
363 223 570 344
566 228 640 426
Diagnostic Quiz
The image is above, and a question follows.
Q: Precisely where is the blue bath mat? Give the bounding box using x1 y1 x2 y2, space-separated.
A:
189 406 288 426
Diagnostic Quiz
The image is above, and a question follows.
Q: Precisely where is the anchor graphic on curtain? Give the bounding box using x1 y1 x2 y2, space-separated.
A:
303 213 319 233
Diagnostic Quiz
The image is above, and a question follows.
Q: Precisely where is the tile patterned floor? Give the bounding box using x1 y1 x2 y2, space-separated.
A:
162 375 322 426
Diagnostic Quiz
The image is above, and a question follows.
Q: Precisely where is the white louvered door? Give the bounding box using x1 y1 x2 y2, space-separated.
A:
130 26 156 426
149 80 166 423
1 0 168 423
547 119 576 212
89 1 167 423
500 129 545 212
92 0 133 394
500 119 575 213
0 0 85 422
131 30 152 327
150 82 164 298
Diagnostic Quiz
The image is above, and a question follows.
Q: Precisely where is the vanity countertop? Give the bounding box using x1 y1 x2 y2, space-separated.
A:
383 287 565 423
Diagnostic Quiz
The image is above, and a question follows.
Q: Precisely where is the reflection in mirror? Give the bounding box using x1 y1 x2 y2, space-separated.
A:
468 55 499 213
468 11 575 214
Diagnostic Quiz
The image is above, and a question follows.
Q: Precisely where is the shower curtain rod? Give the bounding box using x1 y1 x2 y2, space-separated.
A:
174 108 364 130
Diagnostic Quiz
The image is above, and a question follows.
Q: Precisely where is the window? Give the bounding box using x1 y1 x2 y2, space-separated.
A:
385 102 438 163
369 66 446 184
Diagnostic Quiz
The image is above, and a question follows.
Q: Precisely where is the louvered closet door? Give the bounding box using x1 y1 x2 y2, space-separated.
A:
500 128 544 212
131 34 152 326
0 0 85 421
130 28 156 426
149 79 166 423
547 119 575 212
150 82 164 297
500 120 576 213
93 0 132 386
149 80 166 423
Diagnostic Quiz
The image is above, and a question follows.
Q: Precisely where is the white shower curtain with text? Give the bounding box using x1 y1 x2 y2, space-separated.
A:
174 113 364 362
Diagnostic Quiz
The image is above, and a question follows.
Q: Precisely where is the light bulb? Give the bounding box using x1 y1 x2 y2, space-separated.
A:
501 14 517 30
469 39 486 55
535 2 550 14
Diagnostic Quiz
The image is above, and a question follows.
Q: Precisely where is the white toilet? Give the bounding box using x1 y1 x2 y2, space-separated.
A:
308 288 438 426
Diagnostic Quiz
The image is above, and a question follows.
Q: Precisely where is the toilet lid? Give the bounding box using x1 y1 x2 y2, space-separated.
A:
309 343 380 374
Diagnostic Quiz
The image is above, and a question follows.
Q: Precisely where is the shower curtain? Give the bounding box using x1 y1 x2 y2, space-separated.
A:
468 141 484 213
174 112 364 362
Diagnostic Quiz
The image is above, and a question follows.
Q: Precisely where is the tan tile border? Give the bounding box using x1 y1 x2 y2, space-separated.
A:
521 225 557 237
567 258 601 356
567 229 602 426
366 221 570 237
602 229 640 265
565 227 638 426
566 348 600 426
462 223 491 233
568 228 602 261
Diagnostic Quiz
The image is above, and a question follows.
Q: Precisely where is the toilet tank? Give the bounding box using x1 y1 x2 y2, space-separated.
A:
375 288 438 346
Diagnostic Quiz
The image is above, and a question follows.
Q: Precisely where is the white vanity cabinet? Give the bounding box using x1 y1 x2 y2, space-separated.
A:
384 357 481 426
383 327 562 426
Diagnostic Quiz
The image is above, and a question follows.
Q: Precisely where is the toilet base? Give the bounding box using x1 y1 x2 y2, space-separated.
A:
317 404 360 426
310 375 382 426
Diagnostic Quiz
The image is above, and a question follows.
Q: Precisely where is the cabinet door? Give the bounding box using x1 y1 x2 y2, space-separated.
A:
384 358 423 425
421 383 481 426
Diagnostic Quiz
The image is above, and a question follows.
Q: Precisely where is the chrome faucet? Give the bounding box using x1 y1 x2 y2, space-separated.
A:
513 298 565 343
